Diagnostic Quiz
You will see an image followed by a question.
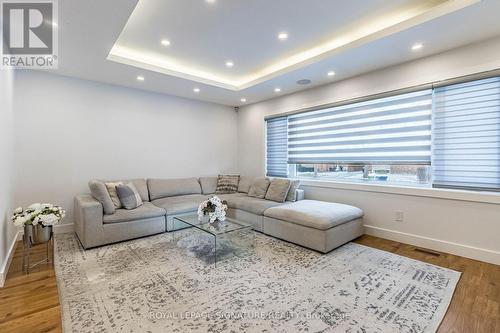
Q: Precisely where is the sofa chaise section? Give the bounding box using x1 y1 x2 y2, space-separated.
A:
263 200 364 253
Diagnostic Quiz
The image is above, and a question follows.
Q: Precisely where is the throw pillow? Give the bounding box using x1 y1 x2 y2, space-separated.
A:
265 179 292 203
248 177 271 199
105 181 124 209
215 175 240 194
116 183 144 210
286 180 301 202
88 180 115 215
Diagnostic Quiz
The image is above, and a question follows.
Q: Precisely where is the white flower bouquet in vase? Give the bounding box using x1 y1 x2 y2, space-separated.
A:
12 203 66 245
197 196 228 224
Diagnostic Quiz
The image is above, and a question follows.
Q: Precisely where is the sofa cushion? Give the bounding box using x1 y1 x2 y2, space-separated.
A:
103 202 166 224
116 183 143 210
215 175 240 194
88 180 115 215
105 182 124 209
129 179 149 202
237 176 253 193
286 180 301 202
265 179 291 203
264 200 363 230
151 194 207 215
228 196 281 215
248 177 270 199
199 177 218 194
148 178 202 200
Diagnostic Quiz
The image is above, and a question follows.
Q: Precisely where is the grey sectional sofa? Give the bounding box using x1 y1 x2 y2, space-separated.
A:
74 176 364 252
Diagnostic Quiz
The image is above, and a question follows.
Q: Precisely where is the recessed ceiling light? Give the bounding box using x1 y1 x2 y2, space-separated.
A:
161 39 171 46
274 87 281 93
193 87 200 93
278 32 288 41
205 0 216 3
327 71 336 77
225 61 234 68
136 75 144 81
240 98 247 102
412 43 423 51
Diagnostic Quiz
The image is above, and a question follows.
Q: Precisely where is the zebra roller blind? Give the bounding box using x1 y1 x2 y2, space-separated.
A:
266 116 288 177
287 90 433 165
432 76 500 191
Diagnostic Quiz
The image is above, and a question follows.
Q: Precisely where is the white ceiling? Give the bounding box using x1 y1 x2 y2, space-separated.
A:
47 0 500 106
110 0 450 89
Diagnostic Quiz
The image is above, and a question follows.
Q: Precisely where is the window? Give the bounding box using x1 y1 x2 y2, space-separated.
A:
287 90 432 165
432 77 500 191
293 163 430 185
265 74 500 192
266 116 288 177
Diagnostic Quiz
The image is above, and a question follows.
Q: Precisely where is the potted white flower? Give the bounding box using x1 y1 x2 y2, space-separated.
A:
197 196 228 223
12 203 65 245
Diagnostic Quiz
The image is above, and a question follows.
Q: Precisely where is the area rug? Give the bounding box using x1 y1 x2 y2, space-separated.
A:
54 231 460 333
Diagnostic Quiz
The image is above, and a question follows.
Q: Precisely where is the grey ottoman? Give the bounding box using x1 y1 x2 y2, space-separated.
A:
263 200 364 253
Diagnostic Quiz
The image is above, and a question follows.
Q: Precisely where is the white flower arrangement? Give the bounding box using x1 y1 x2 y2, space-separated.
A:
197 196 228 223
12 203 66 228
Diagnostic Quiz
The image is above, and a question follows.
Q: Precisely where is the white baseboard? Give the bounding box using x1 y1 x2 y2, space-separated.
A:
364 225 500 265
0 231 20 288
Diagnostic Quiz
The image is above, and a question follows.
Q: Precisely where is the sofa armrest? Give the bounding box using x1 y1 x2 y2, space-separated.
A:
295 189 305 201
74 194 104 249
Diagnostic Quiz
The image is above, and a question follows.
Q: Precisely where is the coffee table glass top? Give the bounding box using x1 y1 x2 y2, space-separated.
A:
173 214 255 267
173 214 252 235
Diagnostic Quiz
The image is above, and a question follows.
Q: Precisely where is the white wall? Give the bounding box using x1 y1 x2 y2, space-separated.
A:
237 36 500 264
0 67 18 286
13 71 238 226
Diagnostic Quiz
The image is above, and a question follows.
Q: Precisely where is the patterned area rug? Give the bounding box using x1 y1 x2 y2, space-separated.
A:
54 231 460 333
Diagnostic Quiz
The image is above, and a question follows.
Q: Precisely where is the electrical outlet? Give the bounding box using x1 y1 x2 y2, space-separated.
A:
394 210 404 222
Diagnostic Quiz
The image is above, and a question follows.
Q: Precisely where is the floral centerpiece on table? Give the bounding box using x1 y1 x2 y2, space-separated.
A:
197 196 228 223
12 203 66 228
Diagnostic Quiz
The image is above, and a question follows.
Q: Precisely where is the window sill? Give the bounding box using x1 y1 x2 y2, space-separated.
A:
298 178 500 205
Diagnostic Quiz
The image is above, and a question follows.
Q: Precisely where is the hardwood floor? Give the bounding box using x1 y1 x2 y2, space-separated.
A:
0 234 498 332
0 240 61 333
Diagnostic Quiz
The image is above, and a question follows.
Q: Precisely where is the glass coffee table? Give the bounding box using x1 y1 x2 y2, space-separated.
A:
172 214 255 267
